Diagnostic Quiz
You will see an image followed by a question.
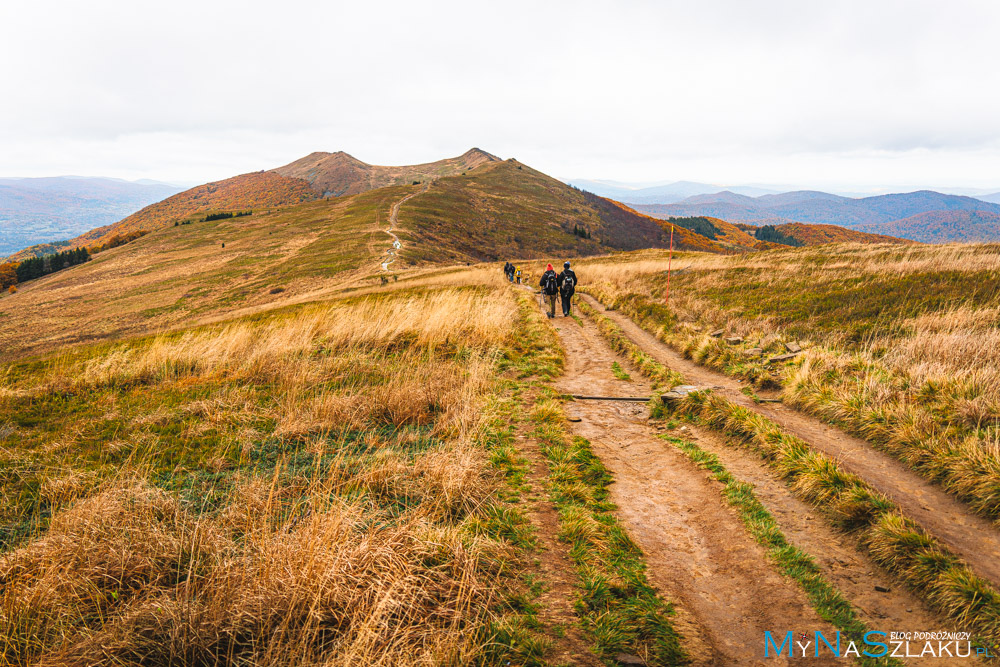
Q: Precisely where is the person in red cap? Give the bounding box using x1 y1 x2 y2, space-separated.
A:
539 263 559 318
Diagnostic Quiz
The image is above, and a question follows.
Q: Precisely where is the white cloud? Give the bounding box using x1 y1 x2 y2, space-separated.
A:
1 0 998 189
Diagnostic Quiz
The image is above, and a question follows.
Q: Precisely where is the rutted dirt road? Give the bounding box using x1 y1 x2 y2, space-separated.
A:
581 293 1000 590
544 297 970 664
549 308 840 664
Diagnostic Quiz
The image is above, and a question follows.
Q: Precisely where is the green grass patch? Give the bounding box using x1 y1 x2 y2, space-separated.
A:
665 436 900 667
532 392 687 665
611 362 632 382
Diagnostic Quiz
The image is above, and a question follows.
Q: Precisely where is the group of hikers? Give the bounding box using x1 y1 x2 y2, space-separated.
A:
502 262 523 284
503 260 578 319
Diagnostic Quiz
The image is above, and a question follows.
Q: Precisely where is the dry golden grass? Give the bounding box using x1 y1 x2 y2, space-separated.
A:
0 286 543 665
0 477 507 666
579 243 1000 520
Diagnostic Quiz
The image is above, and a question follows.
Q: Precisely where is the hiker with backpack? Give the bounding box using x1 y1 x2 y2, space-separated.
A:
503 262 513 282
540 263 559 318
558 261 578 316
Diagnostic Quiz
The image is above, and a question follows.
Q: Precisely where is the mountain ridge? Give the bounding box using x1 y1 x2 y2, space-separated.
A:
4 149 506 260
273 147 501 197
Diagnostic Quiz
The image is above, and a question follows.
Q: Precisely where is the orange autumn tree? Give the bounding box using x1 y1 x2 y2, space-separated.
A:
0 262 18 290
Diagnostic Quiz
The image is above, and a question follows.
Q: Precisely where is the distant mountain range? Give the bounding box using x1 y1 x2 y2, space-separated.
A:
630 190 1000 243
568 178 1000 206
0 176 183 258
567 179 780 204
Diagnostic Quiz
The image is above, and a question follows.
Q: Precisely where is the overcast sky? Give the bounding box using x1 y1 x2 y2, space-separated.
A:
2 0 999 192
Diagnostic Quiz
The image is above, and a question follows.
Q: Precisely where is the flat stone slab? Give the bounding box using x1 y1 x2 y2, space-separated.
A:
661 385 704 402
769 352 799 364
725 336 743 345
785 341 802 353
709 329 725 338
746 347 763 356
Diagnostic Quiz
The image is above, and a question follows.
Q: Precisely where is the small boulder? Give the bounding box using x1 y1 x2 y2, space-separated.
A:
661 385 703 403
746 347 763 357
709 329 724 338
785 341 802 353
725 336 743 345
614 654 646 666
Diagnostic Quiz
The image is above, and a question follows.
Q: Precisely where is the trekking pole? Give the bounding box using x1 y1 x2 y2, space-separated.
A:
666 224 674 306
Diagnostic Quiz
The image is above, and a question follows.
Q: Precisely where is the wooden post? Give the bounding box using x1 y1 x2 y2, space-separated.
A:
666 224 674 306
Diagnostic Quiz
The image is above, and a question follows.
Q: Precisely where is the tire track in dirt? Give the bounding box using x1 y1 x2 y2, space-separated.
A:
671 421 972 665
580 294 1000 590
548 308 841 665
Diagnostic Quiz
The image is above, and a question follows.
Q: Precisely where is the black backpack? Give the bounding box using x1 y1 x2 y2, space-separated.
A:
561 274 575 297
542 272 558 295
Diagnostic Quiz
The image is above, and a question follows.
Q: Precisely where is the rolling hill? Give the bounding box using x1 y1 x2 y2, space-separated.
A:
0 147 920 362
0 176 182 258
396 160 722 264
274 147 500 197
0 151 731 361
856 210 1000 243
635 189 1000 241
734 221 916 246
6 149 503 262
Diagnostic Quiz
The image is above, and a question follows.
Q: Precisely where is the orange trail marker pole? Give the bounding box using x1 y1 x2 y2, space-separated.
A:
666 224 674 306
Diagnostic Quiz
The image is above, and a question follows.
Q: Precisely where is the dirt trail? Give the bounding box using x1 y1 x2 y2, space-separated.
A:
380 186 426 271
549 307 841 665
580 293 1000 589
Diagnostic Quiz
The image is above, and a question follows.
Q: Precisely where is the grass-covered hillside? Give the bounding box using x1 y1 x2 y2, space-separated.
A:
0 186 409 361
579 243 1000 520
396 160 720 264
6 172 317 262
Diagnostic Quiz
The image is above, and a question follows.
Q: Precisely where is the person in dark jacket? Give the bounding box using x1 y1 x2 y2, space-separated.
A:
557 261 578 316
503 262 513 282
539 263 559 318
